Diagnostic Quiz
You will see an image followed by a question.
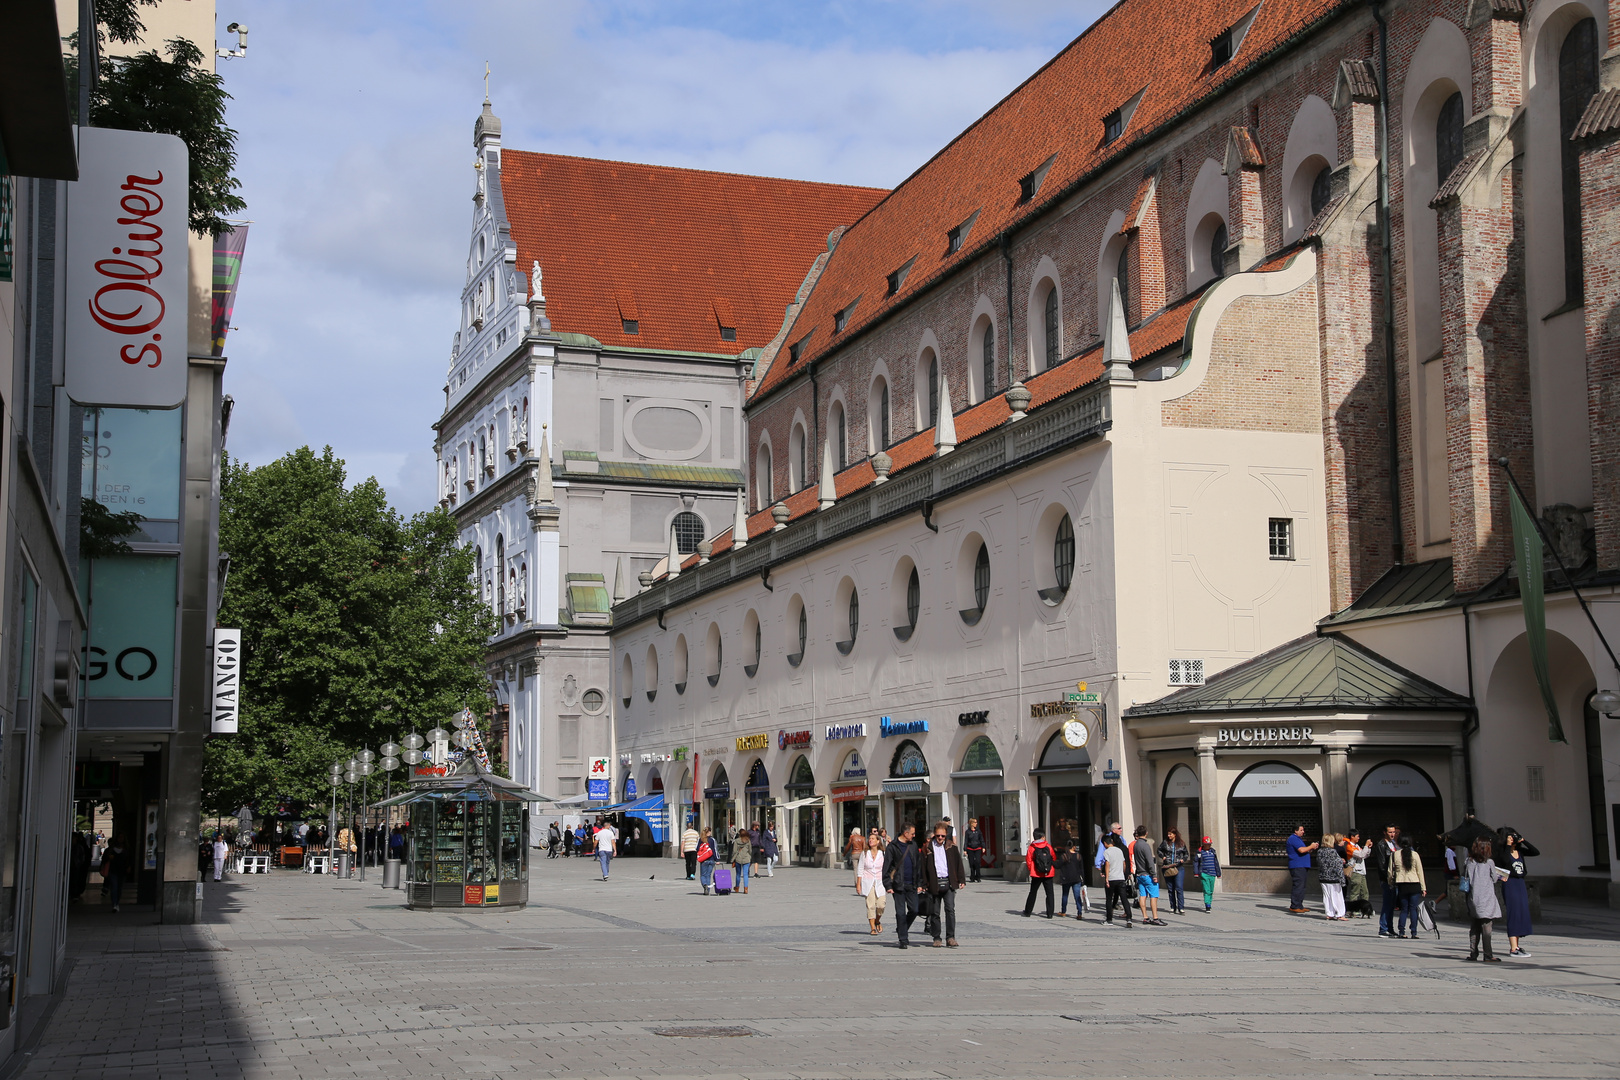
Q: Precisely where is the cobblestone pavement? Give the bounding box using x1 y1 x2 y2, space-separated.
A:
12 855 1620 1080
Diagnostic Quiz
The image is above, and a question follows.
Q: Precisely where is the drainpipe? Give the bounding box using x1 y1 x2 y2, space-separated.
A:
1371 0 1404 565
1461 600 1478 812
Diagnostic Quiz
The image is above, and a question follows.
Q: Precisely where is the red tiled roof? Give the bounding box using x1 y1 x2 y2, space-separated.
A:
499 152 886 356
753 0 1343 399
683 305 1201 572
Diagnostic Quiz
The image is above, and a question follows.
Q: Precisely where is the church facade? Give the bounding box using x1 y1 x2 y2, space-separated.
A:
432 99 884 832
608 0 1620 902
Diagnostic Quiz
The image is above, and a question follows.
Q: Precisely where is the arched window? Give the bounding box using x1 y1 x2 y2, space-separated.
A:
1354 761 1446 864
755 444 773 509
1053 513 1075 593
495 535 506 617
1114 246 1130 323
1435 92 1464 191
673 511 704 554
829 401 847 473
962 542 991 625
845 589 859 650
1043 286 1059 369
960 735 1002 772
705 622 722 686
787 597 807 667
878 382 890 449
1560 17 1599 305
926 353 940 426
982 323 996 397
1228 762 1322 864
1309 164 1332 218
743 610 760 678
906 567 920 629
473 546 483 599
869 377 890 453
790 423 807 491
1162 765 1202 848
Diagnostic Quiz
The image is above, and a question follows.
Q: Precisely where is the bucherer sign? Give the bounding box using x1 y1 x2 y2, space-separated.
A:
66 128 190 408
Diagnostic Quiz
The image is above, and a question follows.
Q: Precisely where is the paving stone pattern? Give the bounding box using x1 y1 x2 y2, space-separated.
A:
16 857 1620 1080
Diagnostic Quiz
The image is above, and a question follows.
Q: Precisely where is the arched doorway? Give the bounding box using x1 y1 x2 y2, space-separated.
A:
1162 764 1202 848
705 764 732 836
1355 761 1444 864
744 759 771 826
957 736 1005 875
648 768 664 794
786 755 819 865
832 748 873 856
1228 762 1322 865
889 741 931 841
1035 729 1093 864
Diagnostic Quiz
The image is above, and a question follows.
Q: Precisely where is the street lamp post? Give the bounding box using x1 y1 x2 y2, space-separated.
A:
345 758 359 877
328 762 342 867
358 749 376 881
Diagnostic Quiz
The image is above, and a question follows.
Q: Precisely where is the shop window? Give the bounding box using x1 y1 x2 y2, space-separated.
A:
1038 729 1090 770
960 736 1002 772
1161 764 1202 850
890 740 929 779
1227 762 1321 864
1354 760 1446 865
746 760 772 813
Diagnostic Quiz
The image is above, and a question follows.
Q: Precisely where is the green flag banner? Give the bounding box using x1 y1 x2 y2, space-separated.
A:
1508 484 1566 742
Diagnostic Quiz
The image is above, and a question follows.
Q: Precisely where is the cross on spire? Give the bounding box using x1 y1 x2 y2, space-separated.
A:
483 61 491 104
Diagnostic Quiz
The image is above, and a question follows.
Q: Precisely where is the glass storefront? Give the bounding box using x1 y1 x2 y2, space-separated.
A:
1227 762 1322 864
1354 761 1445 864
1161 764 1202 848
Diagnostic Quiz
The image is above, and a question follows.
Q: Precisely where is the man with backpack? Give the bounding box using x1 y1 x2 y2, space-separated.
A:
1022 828 1057 918
882 824 922 949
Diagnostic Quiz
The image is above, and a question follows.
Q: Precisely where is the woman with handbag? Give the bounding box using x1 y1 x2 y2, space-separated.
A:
857 832 888 934
1498 827 1538 956
1157 828 1189 915
1462 838 1508 962
1389 835 1427 939
696 828 718 895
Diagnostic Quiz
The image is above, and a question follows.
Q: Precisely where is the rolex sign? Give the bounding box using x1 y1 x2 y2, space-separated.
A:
212 628 242 733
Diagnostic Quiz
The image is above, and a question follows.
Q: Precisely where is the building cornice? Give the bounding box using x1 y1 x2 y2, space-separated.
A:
612 380 1112 631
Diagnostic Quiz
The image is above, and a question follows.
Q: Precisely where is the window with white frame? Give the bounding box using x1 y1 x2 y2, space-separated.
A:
1268 518 1294 560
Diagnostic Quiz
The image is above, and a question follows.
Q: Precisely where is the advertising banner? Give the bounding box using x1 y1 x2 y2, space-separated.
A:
210 225 248 355
65 128 190 408
588 756 611 800
211 628 241 733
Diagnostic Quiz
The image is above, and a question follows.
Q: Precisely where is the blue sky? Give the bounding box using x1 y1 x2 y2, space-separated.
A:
215 0 1110 513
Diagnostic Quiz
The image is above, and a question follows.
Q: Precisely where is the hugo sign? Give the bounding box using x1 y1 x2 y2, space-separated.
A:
66 128 190 408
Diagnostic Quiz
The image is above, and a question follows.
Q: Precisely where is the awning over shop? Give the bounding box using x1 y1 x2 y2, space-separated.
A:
598 794 669 842
775 795 825 811
371 762 557 808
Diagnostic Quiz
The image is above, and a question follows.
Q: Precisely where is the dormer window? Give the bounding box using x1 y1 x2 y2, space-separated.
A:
834 298 859 333
622 319 639 335
1103 109 1125 144
946 210 981 255
886 257 917 297
789 333 811 364
1211 6 1261 71
720 326 736 342
1101 88 1146 147
711 297 738 344
1017 155 1057 204
615 292 640 337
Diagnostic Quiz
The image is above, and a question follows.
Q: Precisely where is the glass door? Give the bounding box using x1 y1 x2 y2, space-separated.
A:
963 793 1002 877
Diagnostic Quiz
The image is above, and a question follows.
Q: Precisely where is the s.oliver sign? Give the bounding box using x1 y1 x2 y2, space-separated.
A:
66 128 190 408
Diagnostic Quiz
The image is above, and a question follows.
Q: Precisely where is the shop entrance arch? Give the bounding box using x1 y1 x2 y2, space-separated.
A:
888 740 932 842
705 764 732 837
785 755 820 866
1034 729 1093 866
744 759 772 826
1228 762 1321 866
1161 764 1202 848
832 748 874 857
1354 761 1444 864
955 736 1007 876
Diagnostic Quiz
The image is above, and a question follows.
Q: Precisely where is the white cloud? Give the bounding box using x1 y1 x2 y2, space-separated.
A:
219 0 1103 515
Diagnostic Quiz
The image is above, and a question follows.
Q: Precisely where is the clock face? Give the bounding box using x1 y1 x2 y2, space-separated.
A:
1062 719 1089 748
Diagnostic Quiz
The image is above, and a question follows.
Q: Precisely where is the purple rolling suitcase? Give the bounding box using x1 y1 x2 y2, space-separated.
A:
713 865 733 895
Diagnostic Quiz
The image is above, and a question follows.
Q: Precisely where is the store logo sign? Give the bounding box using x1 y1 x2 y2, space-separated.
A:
1219 726 1314 744
825 722 867 740
736 733 769 752
880 717 928 738
211 628 242 733
957 710 989 725
778 729 812 750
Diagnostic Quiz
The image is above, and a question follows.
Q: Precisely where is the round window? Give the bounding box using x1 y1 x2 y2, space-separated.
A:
582 689 605 713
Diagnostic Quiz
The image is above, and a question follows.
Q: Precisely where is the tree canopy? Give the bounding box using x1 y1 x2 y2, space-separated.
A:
202 448 496 816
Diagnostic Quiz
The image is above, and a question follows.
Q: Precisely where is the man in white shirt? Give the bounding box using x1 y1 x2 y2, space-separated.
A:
595 821 619 881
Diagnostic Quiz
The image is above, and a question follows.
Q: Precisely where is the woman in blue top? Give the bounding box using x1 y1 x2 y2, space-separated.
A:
1194 837 1222 912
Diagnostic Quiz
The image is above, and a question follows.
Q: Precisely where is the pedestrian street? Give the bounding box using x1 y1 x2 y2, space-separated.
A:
12 856 1620 1080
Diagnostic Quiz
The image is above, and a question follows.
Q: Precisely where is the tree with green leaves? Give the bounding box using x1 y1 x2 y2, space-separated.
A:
68 0 246 234
202 448 497 817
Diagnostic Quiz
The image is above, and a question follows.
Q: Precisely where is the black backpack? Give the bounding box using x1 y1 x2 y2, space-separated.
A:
1032 843 1054 876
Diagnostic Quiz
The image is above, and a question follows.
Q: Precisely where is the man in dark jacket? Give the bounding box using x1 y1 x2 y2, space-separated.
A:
1367 824 1401 937
882 824 922 949
917 822 967 947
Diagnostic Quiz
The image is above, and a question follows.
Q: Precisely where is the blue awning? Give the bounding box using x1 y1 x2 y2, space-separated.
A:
598 794 669 842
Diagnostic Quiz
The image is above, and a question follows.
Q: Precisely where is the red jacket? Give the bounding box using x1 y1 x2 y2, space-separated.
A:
1026 839 1056 879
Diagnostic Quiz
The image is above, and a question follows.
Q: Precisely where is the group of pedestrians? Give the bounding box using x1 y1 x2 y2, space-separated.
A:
1022 822 1221 927
855 821 966 948
677 821 778 895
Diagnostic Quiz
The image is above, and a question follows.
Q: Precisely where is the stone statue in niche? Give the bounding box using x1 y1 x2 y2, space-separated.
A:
515 407 530 454
516 562 529 613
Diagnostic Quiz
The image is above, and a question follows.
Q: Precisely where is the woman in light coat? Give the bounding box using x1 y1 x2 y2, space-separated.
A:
857 832 888 934
1463 838 1508 962
1389 835 1427 939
